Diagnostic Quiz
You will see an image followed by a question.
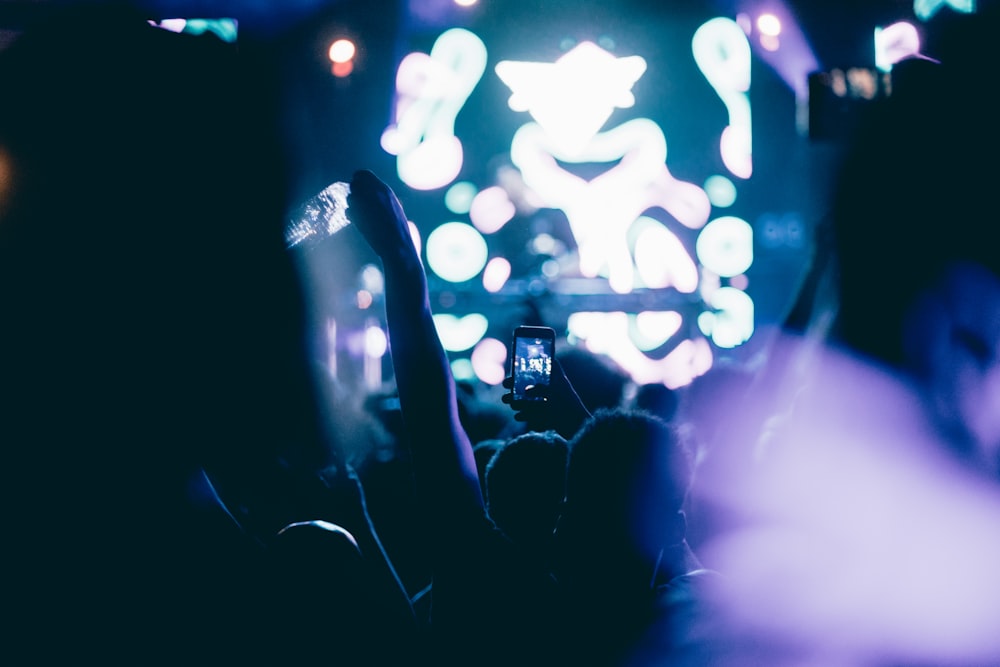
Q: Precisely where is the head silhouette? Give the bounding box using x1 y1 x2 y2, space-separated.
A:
485 430 568 557
554 407 693 594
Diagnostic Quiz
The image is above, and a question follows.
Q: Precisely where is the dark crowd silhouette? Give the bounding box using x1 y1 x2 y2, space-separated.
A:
3 3 1000 666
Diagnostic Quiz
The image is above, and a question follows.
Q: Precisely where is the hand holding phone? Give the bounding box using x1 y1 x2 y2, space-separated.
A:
509 325 556 403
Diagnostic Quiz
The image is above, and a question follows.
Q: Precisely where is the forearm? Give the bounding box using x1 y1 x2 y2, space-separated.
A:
380 258 483 512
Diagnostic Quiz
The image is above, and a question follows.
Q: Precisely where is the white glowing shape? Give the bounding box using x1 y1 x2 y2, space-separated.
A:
633 311 683 351
329 39 356 63
425 221 488 283
471 337 508 386
510 117 710 294
913 0 975 21
875 23 921 72
496 42 647 157
704 174 737 208
364 325 388 358
693 18 752 179
757 14 782 37
381 28 487 190
469 186 516 233
482 257 512 293
155 18 188 33
432 313 489 352
633 217 699 292
707 286 754 348
696 216 754 277
445 181 478 214
360 264 384 294
566 312 712 388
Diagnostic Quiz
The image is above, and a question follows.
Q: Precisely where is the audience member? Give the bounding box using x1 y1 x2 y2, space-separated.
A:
552 407 722 666
483 429 568 568
685 6 1000 665
347 168 561 667
0 8 416 664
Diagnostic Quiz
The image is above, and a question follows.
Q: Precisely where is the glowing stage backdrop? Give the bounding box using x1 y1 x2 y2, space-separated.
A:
282 0 964 393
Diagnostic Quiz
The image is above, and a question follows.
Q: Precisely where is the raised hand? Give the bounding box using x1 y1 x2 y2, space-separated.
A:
347 169 417 263
501 357 591 440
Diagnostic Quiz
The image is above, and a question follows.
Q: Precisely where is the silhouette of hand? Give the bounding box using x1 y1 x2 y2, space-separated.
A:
501 357 591 439
347 169 416 263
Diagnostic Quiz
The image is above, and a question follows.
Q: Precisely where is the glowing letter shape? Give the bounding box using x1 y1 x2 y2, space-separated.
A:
381 28 487 190
693 18 752 179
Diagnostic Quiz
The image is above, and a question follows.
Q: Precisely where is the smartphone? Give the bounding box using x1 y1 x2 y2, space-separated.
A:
510 325 556 402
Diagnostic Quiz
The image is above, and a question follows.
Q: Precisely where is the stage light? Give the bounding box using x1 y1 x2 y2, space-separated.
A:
757 13 782 36
693 18 752 179
433 313 489 351
496 42 647 157
914 0 975 21
149 18 237 42
328 38 356 63
425 221 488 283
704 175 738 208
632 217 699 292
445 181 477 214
469 185 516 233
696 215 754 277
700 286 755 348
471 337 508 386
482 257 512 293
634 311 683 351
328 38 356 78
356 290 374 309
364 324 388 357
875 22 921 72
360 264 385 294
381 28 487 190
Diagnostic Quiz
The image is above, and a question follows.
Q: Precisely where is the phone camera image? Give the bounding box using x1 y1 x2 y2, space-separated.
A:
511 327 555 402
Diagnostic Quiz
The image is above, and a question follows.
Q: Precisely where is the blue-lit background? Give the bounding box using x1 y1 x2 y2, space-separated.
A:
1 0 971 393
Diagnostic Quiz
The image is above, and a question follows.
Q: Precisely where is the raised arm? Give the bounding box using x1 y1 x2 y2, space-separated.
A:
346 169 483 519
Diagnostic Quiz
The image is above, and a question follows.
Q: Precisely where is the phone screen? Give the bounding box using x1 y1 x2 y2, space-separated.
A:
511 327 554 402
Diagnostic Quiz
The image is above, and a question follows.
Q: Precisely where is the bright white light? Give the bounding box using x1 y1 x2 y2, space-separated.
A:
471 337 508 386
875 22 921 72
510 118 710 293
154 18 187 33
707 286 754 348
633 217 699 293
445 181 478 214
696 216 754 277
455 0 478 6
425 222 488 283
364 325 388 358
328 39 356 64
660 337 714 389
914 0 975 21
433 313 489 351
705 174 738 208
360 264 384 294
757 14 782 37
496 41 647 156
693 18 752 179
382 28 488 190
483 257 512 293
634 311 683 350
469 185 516 233
566 312 712 388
